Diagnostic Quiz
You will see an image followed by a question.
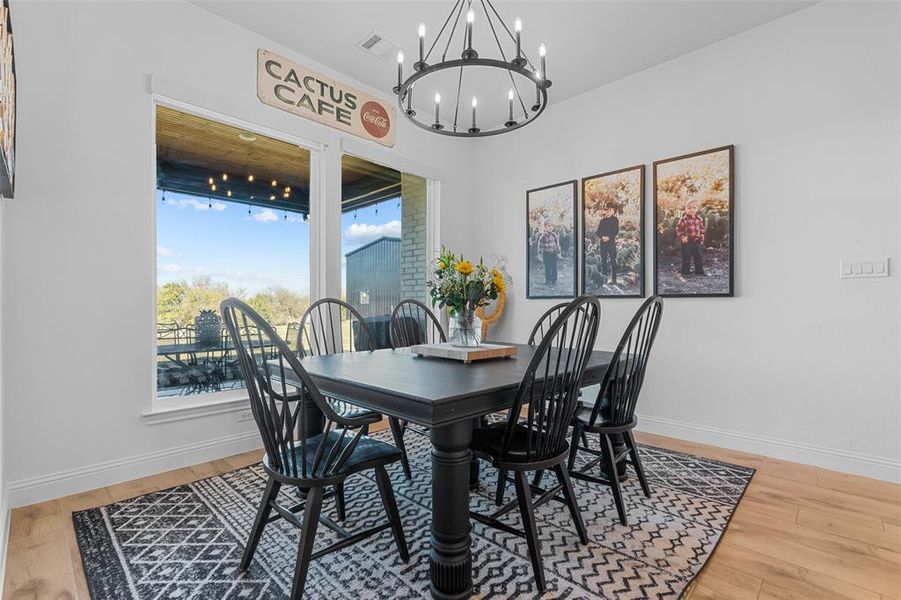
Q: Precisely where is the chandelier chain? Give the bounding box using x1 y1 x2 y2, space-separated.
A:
425 0 462 63
440 0 467 63
480 0 528 118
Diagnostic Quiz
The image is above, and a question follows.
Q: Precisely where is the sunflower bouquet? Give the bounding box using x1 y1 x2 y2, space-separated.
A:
427 248 509 346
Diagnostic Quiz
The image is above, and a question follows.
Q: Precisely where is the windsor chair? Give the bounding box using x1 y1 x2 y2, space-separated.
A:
298 298 413 487
221 298 409 599
494 302 569 505
386 299 447 479
470 296 601 591
568 295 664 525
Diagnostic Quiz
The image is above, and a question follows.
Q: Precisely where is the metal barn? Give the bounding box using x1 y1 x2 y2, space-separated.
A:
345 236 401 320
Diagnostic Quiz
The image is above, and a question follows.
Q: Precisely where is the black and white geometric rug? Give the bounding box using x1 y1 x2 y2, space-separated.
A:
73 430 754 599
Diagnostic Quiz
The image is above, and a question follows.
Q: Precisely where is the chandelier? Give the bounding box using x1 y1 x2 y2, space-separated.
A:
393 0 551 137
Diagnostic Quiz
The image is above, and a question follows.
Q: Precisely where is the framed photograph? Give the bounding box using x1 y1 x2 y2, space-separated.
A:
581 165 645 297
526 180 578 299
654 145 734 297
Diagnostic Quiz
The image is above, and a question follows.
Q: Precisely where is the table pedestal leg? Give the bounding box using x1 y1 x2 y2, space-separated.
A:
430 421 473 599
599 433 629 483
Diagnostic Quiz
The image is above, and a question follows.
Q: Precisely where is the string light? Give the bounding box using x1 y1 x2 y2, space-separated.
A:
208 177 214 185
227 190 232 197
211 184 217 191
271 179 277 187
222 173 228 181
247 174 254 182
270 194 276 201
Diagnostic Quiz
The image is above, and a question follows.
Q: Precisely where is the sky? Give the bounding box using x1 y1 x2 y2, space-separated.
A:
156 189 401 296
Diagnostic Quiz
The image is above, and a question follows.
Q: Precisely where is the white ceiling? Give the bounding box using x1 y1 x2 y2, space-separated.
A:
194 0 816 131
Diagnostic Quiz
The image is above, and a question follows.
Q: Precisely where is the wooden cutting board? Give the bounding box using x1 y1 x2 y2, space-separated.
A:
410 342 517 364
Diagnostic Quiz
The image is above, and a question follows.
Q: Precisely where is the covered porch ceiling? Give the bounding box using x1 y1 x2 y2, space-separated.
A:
155 105 401 213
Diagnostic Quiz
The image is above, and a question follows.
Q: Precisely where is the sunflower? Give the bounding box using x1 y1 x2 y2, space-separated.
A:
455 260 474 276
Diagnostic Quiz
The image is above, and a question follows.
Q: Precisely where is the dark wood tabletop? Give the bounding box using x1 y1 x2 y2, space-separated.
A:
277 343 615 427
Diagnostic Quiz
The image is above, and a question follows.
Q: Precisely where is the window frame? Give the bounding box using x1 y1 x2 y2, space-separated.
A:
144 97 442 422
146 95 324 418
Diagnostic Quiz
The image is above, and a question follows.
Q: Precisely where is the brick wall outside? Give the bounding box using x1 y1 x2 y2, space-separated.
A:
400 173 428 304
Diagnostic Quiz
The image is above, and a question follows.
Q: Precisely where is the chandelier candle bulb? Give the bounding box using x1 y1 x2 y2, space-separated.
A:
539 43 547 81
433 92 443 129
469 96 479 132
465 9 475 56
395 51 404 92
418 22 426 63
514 18 522 57
505 88 516 126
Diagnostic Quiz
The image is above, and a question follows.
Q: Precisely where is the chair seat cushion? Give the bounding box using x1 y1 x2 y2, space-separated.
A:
471 422 566 464
574 402 612 427
264 430 401 478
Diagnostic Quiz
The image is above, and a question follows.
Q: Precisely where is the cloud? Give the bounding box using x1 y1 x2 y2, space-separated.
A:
344 220 401 245
157 246 177 257
251 208 279 223
158 263 184 273
168 198 227 212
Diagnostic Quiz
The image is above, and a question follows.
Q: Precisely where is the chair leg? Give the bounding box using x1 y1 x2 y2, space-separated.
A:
374 465 410 562
334 483 346 521
388 417 412 480
580 430 589 448
495 469 508 506
239 476 281 571
567 423 582 471
624 431 652 498
553 464 588 544
514 471 546 592
290 486 324 600
532 470 545 489
602 435 628 526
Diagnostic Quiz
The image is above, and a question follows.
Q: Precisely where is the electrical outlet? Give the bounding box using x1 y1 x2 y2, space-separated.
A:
238 410 254 423
840 257 889 279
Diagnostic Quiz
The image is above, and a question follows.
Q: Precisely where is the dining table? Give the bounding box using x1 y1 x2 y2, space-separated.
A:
275 342 616 600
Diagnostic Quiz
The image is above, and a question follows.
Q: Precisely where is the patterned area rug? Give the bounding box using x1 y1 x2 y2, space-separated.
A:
74 430 754 599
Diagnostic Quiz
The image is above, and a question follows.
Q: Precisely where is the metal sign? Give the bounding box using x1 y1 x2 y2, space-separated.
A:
257 49 395 147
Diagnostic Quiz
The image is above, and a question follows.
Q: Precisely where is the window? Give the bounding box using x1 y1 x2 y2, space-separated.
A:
155 105 311 400
341 155 429 348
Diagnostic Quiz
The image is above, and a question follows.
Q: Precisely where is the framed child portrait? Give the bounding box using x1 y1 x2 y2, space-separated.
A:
526 180 578 299
654 145 734 297
581 165 645 297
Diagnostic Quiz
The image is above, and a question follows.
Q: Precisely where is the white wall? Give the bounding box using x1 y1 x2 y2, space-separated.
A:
467 1 901 481
2 0 473 505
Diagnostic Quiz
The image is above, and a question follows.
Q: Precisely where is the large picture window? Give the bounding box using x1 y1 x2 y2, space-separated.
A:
341 155 429 348
155 105 312 400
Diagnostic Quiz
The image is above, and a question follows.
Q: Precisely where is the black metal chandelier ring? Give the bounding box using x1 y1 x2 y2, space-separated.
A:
396 58 549 138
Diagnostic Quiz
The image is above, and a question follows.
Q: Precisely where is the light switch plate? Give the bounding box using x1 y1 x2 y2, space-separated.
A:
840 257 889 279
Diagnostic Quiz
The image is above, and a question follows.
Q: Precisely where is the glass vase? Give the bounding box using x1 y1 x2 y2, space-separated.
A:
450 308 482 348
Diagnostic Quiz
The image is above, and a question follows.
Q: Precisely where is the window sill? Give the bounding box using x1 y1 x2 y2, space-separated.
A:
143 393 250 425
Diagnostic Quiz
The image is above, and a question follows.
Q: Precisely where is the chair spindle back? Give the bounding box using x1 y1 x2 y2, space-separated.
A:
221 298 366 481
527 302 570 344
297 298 376 357
390 299 446 348
501 296 601 463
588 296 664 428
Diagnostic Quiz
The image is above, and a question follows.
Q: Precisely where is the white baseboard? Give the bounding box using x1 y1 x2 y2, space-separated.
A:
0 485 10 593
8 431 262 508
636 413 901 483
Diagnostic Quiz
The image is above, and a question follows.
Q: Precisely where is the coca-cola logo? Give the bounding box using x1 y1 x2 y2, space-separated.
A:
360 101 391 138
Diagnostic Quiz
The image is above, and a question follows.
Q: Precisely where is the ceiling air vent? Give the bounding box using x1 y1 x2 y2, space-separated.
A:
356 30 400 61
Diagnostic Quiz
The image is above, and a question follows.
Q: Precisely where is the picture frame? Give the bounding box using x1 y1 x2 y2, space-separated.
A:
526 180 578 299
581 165 645 298
653 145 734 297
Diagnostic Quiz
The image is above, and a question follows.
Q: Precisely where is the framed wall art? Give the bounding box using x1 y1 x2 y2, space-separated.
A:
581 165 645 297
526 180 578 299
654 145 734 297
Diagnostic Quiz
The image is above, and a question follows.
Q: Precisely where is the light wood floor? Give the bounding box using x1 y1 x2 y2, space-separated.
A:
4 430 900 600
